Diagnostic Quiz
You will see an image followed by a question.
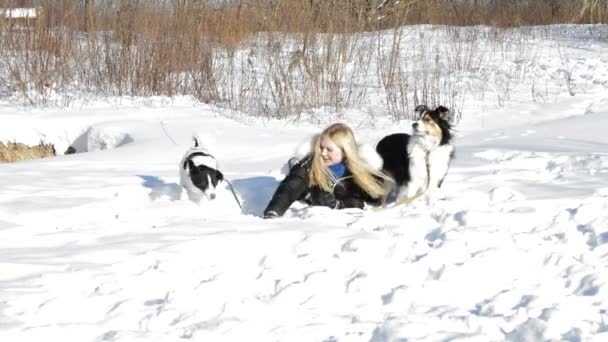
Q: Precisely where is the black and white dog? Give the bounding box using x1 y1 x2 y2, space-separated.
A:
376 105 455 204
179 137 224 203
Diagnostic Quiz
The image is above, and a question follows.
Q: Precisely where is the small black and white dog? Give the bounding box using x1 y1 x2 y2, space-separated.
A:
179 137 224 203
376 105 455 204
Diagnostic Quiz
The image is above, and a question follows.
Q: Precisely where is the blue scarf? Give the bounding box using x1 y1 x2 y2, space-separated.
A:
328 162 346 179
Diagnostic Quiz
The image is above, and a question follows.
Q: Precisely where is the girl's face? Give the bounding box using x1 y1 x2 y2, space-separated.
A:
319 135 344 166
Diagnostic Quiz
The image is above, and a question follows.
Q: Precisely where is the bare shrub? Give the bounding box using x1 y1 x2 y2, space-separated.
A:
379 0 607 26
377 25 474 121
377 26 411 120
576 0 608 23
217 26 376 119
0 0 605 123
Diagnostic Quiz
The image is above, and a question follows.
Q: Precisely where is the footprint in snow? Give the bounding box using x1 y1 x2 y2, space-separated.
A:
489 186 525 204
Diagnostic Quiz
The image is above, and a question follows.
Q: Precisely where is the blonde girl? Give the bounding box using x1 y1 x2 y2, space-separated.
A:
264 123 386 218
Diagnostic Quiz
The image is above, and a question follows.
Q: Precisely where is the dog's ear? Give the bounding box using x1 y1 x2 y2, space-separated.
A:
187 160 199 173
215 170 224 182
436 106 450 121
414 105 429 118
193 137 199 147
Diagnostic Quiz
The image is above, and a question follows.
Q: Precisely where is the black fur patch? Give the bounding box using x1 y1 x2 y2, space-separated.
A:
187 159 223 192
183 151 213 169
376 133 412 186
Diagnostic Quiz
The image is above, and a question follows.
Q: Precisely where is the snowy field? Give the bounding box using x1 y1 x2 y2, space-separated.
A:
1 25 608 341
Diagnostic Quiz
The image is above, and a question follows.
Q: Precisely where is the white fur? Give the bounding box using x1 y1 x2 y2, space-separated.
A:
189 153 217 170
179 137 220 203
399 133 453 204
192 132 218 153
357 143 383 171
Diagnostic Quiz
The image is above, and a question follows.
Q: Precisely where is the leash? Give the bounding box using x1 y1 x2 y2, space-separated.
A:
160 121 244 213
160 121 178 145
347 158 430 227
330 175 353 191
371 154 431 212
371 187 426 212
223 178 243 212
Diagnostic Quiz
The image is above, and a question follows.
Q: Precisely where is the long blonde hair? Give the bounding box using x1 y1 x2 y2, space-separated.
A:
309 123 386 198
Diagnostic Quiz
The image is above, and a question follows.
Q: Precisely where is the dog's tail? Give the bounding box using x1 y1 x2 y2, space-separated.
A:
191 132 217 150
358 143 383 172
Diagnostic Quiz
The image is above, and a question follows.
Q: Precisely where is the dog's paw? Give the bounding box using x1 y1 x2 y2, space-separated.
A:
263 210 280 219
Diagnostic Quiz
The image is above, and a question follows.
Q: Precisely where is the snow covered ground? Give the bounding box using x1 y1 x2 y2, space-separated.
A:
1 25 608 341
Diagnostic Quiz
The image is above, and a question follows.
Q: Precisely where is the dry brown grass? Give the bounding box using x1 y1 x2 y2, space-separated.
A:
0 0 606 120
0 141 56 163
380 0 607 27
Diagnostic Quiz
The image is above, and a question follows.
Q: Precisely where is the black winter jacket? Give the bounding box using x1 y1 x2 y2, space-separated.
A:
263 156 381 217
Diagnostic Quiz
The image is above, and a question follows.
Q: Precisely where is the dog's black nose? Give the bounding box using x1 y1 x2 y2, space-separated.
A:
209 194 216 200
412 122 419 130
